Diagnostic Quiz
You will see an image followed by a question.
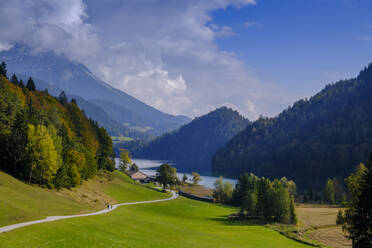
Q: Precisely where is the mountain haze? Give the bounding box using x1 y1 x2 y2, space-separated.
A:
133 107 249 173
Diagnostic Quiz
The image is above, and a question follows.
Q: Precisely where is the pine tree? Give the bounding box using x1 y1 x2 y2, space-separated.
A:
26 77 36 91
19 79 24 88
343 161 371 247
0 61 7 78
9 110 29 178
348 154 372 247
10 74 19 85
58 91 68 105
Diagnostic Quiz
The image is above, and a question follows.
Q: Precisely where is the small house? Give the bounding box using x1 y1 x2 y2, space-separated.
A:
130 171 149 183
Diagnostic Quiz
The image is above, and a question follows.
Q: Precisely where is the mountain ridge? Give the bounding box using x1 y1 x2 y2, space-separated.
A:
132 107 249 173
212 63 372 190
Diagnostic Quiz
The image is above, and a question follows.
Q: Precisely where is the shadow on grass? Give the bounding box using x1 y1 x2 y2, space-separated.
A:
208 215 266 226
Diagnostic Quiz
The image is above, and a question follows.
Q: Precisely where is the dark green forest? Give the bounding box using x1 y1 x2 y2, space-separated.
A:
132 107 249 173
232 173 297 224
0 64 115 189
213 63 372 190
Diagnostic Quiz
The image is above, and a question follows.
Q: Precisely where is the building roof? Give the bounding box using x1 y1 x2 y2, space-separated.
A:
130 171 148 180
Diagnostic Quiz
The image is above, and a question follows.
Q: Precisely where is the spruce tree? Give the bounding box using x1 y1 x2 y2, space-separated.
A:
26 77 36 91
19 79 25 88
0 61 7 78
10 74 19 85
58 91 68 105
350 154 372 247
9 110 29 178
344 158 372 247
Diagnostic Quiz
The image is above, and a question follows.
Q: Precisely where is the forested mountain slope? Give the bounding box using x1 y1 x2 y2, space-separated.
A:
213 64 372 190
0 70 115 189
133 107 249 173
10 73 153 138
0 44 190 135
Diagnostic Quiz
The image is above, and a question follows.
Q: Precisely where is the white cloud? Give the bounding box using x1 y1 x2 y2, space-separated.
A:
210 24 236 38
0 0 293 120
0 0 99 61
357 35 372 41
244 21 264 29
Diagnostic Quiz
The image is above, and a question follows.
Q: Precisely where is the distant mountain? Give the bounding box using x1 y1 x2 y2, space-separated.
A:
133 107 249 173
213 63 372 190
0 44 190 136
71 96 152 139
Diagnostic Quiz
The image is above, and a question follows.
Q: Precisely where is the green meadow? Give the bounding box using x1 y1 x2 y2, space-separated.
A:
0 170 310 248
0 171 166 227
0 171 90 226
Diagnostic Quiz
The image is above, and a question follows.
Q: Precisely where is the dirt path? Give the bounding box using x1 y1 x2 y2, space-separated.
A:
0 191 178 234
308 226 352 248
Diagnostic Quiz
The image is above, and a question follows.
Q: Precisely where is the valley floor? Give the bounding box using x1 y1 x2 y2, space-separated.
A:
0 171 311 248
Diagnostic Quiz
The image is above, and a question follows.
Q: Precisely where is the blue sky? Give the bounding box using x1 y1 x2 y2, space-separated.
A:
1 0 371 119
212 0 372 97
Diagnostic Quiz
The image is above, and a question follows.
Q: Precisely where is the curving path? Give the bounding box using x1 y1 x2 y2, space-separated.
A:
0 191 178 234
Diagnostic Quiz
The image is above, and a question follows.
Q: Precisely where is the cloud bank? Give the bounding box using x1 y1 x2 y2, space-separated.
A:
0 0 290 120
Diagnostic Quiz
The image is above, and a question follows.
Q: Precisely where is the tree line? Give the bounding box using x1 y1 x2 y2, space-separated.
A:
214 173 297 224
0 62 115 189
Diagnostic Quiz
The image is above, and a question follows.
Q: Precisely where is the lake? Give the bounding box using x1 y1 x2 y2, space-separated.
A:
115 158 237 189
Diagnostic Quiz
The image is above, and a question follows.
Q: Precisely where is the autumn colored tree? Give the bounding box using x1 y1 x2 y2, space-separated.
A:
119 148 131 173
192 172 201 185
27 124 58 187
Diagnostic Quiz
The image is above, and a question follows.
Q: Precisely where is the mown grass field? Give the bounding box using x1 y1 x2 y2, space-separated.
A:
0 170 167 227
296 205 340 230
0 196 311 248
296 205 351 248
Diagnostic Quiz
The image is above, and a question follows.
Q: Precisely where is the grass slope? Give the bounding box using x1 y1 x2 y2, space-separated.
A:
0 170 167 227
103 171 169 202
0 171 90 227
0 196 310 248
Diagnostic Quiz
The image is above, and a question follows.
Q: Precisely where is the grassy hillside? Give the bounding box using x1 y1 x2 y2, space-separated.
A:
0 195 310 248
0 171 91 227
0 171 167 227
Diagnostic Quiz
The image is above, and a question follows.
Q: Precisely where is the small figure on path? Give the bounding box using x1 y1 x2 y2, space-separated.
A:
107 204 110 210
